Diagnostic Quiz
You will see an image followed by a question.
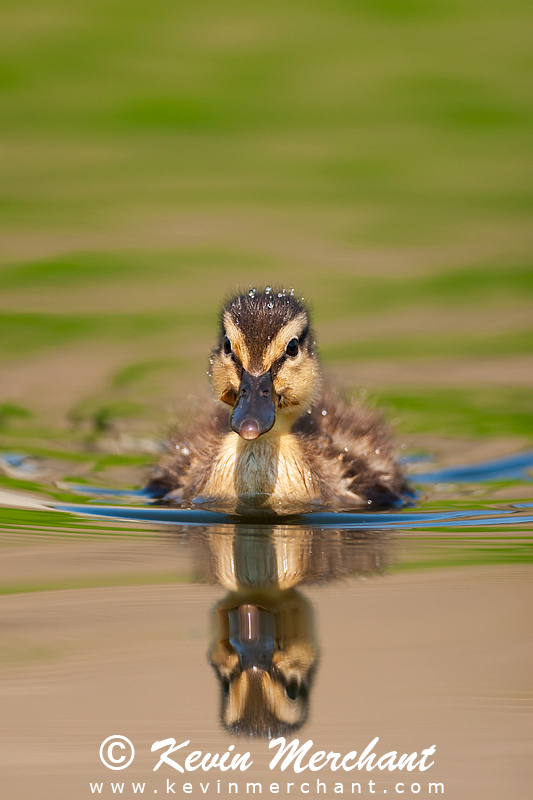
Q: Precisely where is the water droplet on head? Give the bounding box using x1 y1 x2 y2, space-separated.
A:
267 301 273 309
375 448 381 455
265 285 272 293
248 288 256 297
321 409 327 416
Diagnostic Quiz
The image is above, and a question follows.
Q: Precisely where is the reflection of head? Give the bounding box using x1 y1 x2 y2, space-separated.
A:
209 590 316 738
216 663 313 738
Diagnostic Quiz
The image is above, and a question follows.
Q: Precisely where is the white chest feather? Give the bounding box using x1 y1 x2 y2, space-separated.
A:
200 432 319 505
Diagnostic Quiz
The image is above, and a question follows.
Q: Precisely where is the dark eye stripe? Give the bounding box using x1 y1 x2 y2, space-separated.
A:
299 324 309 342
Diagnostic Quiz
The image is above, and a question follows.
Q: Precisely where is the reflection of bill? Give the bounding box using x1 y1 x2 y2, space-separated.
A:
185 525 394 738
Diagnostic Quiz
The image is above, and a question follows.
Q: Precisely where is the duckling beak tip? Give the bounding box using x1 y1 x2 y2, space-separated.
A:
239 420 261 440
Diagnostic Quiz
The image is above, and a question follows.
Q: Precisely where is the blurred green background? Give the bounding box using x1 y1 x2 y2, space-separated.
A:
1 0 532 467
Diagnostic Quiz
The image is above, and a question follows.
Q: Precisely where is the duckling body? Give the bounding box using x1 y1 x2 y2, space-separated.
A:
152 289 409 511
201 429 320 505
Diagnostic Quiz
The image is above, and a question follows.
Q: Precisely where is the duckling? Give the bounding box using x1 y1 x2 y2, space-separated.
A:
209 588 316 738
151 288 409 512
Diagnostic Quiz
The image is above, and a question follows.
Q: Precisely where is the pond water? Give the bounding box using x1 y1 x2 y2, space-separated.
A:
1 452 532 800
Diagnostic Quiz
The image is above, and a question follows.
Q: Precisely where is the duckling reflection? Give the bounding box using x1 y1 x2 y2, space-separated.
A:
187 525 394 738
210 585 315 737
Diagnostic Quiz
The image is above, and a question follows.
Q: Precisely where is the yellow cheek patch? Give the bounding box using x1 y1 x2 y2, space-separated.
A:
261 673 304 726
211 357 240 404
273 359 318 409
224 672 249 726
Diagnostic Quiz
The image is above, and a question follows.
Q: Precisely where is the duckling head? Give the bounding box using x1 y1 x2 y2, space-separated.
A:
210 289 320 439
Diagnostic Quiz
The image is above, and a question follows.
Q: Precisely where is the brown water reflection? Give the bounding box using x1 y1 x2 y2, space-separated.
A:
0 516 531 800
191 526 393 737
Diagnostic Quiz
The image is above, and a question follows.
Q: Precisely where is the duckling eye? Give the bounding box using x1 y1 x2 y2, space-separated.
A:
223 337 232 355
221 678 230 695
285 680 300 701
286 339 299 357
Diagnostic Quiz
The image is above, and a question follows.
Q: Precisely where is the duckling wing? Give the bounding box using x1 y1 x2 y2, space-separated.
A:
296 392 410 509
147 404 231 503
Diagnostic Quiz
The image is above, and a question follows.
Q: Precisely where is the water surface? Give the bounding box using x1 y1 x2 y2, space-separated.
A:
0 450 532 800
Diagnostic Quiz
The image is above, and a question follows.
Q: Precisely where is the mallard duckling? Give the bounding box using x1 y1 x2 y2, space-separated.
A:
151 288 409 511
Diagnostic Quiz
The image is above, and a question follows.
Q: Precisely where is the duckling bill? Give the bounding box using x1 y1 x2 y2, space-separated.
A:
150 288 409 511
230 370 276 440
